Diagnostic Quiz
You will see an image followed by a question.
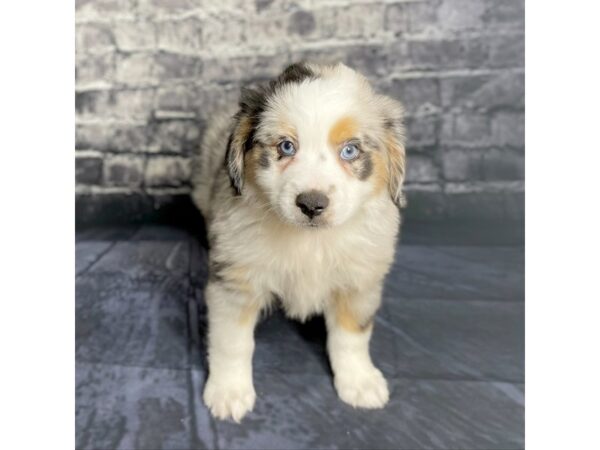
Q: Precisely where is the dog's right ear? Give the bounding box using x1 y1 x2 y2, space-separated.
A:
226 87 265 195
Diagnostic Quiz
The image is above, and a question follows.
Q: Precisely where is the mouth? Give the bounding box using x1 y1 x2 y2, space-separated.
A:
301 217 329 228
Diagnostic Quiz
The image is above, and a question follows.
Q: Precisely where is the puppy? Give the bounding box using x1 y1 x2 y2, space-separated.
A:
191 62 406 422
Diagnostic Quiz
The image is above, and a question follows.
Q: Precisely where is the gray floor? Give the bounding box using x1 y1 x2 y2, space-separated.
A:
76 223 524 450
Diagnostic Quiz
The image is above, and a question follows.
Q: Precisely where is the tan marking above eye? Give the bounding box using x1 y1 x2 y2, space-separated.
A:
329 116 359 147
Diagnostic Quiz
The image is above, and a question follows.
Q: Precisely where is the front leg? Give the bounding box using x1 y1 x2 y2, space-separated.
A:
325 285 389 409
203 278 260 422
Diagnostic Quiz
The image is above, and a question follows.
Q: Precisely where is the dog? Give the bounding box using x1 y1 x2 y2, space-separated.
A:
191 62 406 422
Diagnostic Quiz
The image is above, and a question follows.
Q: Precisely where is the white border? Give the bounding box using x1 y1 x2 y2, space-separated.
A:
527 1 600 449
1 1 600 448
0 2 74 449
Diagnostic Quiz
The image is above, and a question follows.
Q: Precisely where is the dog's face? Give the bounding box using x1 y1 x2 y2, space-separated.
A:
226 63 406 228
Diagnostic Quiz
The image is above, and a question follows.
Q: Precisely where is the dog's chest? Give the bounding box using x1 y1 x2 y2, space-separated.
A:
268 250 337 320
249 228 382 320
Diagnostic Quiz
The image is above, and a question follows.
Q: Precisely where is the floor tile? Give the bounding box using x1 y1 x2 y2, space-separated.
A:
76 273 192 369
76 225 140 242
89 240 190 278
401 220 524 246
76 363 213 450
75 225 525 449
375 299 524 382
76 241 113 276
131 225 193 241
386 245 524 301
213 374 524 450
253 311 331 375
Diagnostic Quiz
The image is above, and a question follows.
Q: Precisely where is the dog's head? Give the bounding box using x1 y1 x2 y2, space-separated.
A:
226 62 406 228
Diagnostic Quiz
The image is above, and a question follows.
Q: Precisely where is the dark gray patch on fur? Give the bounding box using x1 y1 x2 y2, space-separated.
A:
226 62 317 195
209 259 230 283
232 62 316 155
224 132 243 195
273 62 315 86
259 149 270 168
363 135 381 151
384 118 396 129
359 315 374 332
357 153 373 180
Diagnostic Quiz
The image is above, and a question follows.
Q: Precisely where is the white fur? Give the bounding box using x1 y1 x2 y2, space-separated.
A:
192 63 405 422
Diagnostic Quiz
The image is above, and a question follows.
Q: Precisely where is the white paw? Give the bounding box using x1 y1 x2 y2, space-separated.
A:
334 367 389 409
203 376 256 422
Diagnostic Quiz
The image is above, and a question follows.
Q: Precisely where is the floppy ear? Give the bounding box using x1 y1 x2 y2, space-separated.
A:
226 87 266 195
380 97 407 208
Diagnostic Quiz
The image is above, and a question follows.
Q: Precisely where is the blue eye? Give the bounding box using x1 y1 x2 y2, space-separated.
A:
278 140 296 156
340 143 360 161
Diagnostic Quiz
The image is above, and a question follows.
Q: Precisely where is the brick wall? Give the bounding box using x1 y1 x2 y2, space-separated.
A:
75 0 524 224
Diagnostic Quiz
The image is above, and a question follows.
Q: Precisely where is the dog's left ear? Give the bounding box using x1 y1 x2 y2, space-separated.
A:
380 96 407 208
226 87 265 195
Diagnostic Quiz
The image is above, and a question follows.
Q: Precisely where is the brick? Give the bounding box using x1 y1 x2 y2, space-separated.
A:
437 0 486 31
115 53 156 85
148 120 202 154
405 114 439 149
406 154 438 183
389 77 440 115
243 13 288 51
442 149 481 181
483 0 524 29
76 124 108 150
480 148 524 180
155 85 194 111
406 37 488 70
145 156 191 187
296 44 393 80
75 90 114 118
202 54 288 85
316 4 384 40
76 24 115 53
287 9 316 36
488 33 524 68
76 0 135 19
112 89 155 120
440 72 524 110
104 154 145 186
454 113 490 141
193 85 240 120
443 148 524 182
440 112 491 147
138 0 200 16
154 52 203 81
76 155 103 185
113 21 156 51
491 111 524 147
156 18 203 53
343 45 391 79
76 52 115 85
111 125 150 151
200 14 247 52
256 0 274 13
384 2 439 35
139 0 249 18
77 123 150 152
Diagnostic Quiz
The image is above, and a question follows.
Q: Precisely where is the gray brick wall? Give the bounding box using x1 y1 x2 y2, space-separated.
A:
75 0 524 223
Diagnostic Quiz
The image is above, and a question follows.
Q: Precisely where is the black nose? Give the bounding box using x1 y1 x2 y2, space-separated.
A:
295 190 330 219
